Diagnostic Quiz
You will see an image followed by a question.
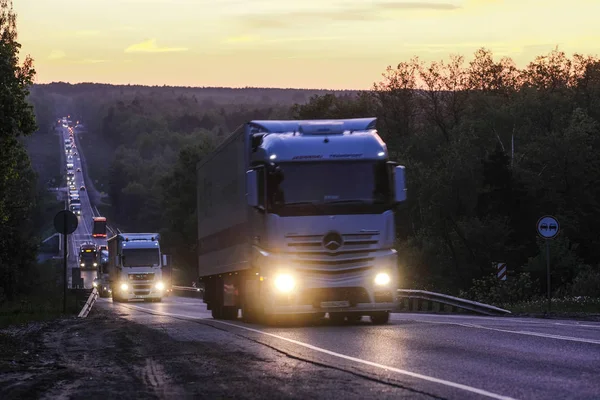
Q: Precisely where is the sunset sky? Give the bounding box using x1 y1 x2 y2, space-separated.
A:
15 0 600 89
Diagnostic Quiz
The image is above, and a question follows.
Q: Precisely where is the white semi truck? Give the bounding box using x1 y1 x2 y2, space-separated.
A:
197 118 407 324
107 233 167 302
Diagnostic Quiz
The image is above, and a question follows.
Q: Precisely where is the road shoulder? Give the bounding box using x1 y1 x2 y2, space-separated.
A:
1 308 421 399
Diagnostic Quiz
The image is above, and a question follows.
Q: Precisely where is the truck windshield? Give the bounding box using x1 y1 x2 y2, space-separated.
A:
81 252 96 261
271 160 391 207
123 248 160 267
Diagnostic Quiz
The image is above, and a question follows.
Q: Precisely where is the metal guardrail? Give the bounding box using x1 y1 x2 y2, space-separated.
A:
168 286 510 316
396 289 511 316
78 287 99 318
171 285 204 298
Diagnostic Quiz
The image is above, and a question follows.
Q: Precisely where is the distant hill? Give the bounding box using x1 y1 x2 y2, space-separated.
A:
32 82 361 106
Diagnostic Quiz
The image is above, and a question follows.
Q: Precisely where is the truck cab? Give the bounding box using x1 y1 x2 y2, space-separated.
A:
79 243 98 270
107 233 167 302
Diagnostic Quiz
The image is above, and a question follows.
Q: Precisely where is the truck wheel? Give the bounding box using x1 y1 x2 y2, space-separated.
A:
222 306 238 320
346 313 362 323
370 311 390 325
211 305 223 319
329 312 346 324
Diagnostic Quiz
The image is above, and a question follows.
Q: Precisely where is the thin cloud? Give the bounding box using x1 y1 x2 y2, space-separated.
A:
124 39 188 53
48 50 66 60
265 36 347 43
75 30 101 36
239 2 459 29
223 35 261 43
76 59 108 64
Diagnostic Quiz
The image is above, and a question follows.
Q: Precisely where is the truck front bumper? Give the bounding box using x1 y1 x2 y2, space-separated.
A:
261 275 398 315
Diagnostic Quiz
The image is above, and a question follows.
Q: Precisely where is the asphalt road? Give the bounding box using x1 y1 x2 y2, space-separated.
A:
58 124 600 399
59 125 105 288
96 296 600 400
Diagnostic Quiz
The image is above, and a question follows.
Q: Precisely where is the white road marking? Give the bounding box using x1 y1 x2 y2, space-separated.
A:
115 303 516 400
393 314 600 330
410 319 600 345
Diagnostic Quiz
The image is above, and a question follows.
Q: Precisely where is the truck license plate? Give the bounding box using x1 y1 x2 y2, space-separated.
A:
320 300 350 308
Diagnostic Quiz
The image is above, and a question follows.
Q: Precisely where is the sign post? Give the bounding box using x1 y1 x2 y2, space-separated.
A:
54 210 78 313
536 215 560 312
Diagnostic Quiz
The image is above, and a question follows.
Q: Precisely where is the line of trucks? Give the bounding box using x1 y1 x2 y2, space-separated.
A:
89 117 406 324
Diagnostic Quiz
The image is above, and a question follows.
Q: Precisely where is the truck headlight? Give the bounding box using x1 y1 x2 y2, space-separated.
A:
80 263 85 267
274 274 296 293
93 263 97 267
120 283 128 291
374 272 391 286
155 282 164 290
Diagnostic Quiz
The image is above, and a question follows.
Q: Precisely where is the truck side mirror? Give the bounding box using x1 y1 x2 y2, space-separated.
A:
246 170 258 207
394 166 407 203
162 254 167 266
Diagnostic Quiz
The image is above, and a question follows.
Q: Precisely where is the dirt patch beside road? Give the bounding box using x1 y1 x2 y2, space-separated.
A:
1 308 417 399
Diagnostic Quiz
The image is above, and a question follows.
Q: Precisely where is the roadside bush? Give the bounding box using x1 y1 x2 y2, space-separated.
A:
460 272 538 306
570 266 600 297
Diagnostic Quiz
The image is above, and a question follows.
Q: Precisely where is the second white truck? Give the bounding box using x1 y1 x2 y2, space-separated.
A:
107 233 167 302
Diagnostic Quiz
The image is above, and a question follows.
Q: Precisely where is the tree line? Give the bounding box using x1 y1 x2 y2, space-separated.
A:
3 0 600 306
290 48 600 303
76 47 599 303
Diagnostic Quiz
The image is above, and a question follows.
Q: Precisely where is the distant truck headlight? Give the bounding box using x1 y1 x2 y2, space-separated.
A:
80 263 85 267
374 272 391 286
274 274 296 293
93 263 98 267
120 283 128 291
155 282 165 291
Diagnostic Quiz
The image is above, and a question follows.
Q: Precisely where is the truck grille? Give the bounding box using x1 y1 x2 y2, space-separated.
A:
285 232 379 272
129 273 155 281
133 284 152 290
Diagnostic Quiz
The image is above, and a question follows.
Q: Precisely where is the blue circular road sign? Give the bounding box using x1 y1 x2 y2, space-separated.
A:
537 215 559 239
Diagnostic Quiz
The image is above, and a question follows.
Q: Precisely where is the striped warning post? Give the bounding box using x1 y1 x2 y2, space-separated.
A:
496 263 507 281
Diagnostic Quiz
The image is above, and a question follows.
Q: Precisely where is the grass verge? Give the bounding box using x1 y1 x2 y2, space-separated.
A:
502 296 600 319
0 260 84 328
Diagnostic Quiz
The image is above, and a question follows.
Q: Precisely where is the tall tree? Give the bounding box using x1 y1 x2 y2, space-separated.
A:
0 0 38 300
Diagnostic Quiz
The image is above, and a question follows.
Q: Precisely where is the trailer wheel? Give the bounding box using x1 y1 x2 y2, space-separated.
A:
328 312 346 324
222 306 238 320
370 311 390 325
346 313 362 323
211 305 223 319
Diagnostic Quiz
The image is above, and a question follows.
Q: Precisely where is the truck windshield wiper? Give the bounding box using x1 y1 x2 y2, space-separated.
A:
283 201 321 207
322 199 371 205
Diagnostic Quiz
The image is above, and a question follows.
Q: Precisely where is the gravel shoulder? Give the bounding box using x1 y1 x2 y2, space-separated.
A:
0 308 421 399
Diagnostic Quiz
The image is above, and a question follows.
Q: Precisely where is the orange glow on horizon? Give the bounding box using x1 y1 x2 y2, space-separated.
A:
14 0 600 90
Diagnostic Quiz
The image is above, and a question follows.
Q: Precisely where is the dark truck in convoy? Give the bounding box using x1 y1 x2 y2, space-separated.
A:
197 118 407 324
79 242 98 270
93 247 111 297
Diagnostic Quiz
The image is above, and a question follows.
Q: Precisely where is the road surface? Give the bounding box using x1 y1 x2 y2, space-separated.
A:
53 125 600 399
59 125 106 288
93 296 600 400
